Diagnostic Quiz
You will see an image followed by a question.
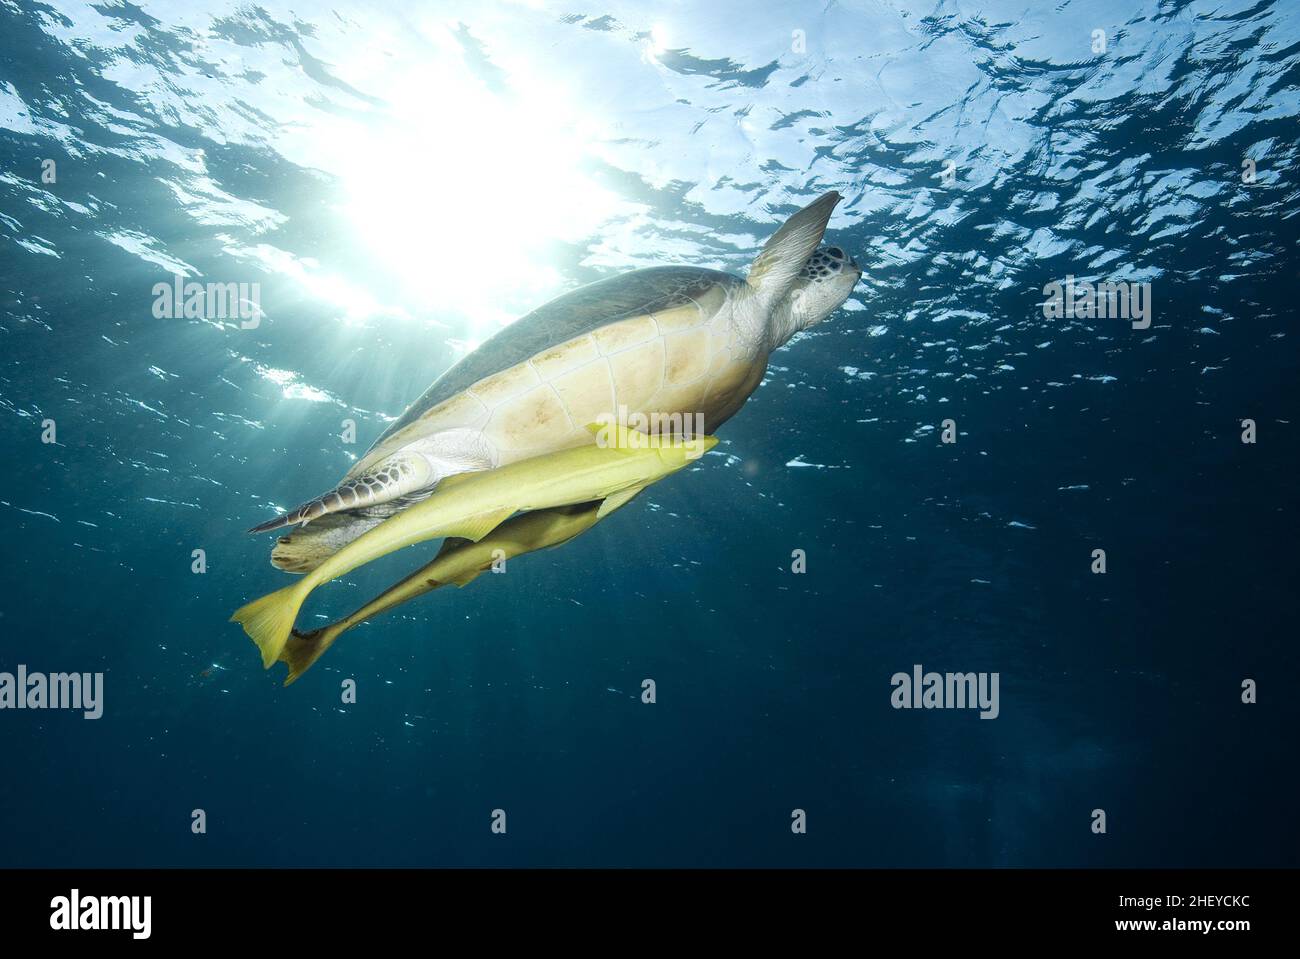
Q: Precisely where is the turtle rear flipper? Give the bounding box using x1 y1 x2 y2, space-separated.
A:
247 450 439 534
269 492 436 572
270 512 385 573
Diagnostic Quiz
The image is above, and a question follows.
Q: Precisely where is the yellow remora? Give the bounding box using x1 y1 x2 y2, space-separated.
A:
279 500 611 686
232 423 715 670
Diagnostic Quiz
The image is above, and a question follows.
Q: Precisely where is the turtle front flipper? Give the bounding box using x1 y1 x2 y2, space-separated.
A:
247 451 438 534
745 190 842 310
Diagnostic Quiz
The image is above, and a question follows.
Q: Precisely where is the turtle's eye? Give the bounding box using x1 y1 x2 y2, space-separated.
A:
827 247 844 260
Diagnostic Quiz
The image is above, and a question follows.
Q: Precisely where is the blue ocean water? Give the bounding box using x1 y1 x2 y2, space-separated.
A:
1 0 1297 868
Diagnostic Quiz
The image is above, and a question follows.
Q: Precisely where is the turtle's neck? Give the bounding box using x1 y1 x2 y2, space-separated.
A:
731 281 806 353
766 296 804 351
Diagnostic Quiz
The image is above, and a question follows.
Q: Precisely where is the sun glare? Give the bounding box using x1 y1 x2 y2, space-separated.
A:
648 24 670 58
319 30 626 346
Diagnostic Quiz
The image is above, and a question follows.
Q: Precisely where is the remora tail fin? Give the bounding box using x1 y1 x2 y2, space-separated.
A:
230 583 305 668
279 627 344 686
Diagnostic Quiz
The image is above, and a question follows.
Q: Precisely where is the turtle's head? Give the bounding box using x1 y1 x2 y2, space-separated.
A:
771 245 862 345
791 245 862 327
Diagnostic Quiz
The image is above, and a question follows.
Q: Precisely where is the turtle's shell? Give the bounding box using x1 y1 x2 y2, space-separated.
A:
345 266 762 478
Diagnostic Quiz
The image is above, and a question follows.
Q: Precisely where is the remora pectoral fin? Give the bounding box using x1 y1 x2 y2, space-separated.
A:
597 485 645 520
442 507 515 543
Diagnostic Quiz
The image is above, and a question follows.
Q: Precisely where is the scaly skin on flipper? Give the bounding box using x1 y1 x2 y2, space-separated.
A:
247 451 435 534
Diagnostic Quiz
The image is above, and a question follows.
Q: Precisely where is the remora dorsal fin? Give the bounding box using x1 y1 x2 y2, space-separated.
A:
746 191 843 306
584 421 659 451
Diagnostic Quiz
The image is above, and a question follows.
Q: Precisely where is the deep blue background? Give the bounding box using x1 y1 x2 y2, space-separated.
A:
1 0 1297 866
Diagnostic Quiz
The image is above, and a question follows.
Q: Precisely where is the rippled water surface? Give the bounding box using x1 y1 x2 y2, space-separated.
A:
1 0 1297 866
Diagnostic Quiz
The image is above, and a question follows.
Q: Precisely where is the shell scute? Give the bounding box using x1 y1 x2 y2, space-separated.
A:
663 327 712 386
592 314 660 355
531 335 601 380
649 301 706 334
487 382 573 447
471 361 541 410
607 339 666 411
549 356 617 423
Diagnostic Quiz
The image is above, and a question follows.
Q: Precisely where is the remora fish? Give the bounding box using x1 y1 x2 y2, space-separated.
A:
232 424 714 669
280 500 614 685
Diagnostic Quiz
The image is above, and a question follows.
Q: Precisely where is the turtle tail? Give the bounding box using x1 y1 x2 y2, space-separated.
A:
247 451 436 534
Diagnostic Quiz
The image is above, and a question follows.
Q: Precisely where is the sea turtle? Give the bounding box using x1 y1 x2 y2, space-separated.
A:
251 190 861 571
